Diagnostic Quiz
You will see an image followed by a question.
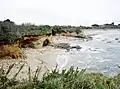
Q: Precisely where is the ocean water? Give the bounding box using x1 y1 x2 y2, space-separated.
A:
60 30 120 76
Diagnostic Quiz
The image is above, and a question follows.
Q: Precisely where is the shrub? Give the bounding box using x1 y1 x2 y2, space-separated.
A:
0 65 120 89
0 20 52 44
42 39 50 46
0 19 21 43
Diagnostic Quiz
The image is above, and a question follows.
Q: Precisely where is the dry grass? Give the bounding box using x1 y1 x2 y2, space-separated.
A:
0 43 23 59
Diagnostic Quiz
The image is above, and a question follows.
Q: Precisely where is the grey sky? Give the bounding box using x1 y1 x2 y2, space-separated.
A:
0 0 120 26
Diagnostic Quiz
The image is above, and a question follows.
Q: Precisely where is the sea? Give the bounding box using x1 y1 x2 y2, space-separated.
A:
58 29 120 76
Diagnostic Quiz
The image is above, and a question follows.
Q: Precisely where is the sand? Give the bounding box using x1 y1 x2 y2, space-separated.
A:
0 29 112 80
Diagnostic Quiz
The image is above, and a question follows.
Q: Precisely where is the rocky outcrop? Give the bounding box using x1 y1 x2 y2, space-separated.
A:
71 45 82 50
53 43 71 51
74 35 93 41
42 39 50 46
31 35 52 48
115 38 119 40
52 43 82 51
107 41 112 43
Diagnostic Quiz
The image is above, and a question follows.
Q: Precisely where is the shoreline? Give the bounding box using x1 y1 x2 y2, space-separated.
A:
0 33 91 80
1 29 120 80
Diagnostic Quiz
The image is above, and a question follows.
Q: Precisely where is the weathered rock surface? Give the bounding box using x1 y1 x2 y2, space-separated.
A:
52 43 82 51
107 41 112 43
70 45 82 50
42 39 50 46
115 38 119 40
53 43 70 51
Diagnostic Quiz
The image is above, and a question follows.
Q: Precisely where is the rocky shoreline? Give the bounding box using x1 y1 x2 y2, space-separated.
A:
1 29 120 80
0 35 88 80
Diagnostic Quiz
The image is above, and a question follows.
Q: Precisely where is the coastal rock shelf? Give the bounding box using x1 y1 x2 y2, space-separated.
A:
51 43 82 51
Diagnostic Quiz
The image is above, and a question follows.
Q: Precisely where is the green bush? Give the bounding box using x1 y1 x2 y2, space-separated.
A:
0 19 21 43
1 65 120 89
0 19 85 43
0 20 52 43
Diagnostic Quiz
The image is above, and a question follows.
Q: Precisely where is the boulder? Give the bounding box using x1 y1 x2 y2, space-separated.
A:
53 43 82 51
115 38 119 40
42 39 50 46
55 43 70 48
54 43 70 51
107 41 112 43
71 45 82 50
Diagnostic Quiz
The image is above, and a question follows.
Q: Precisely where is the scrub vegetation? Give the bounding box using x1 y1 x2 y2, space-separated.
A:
0 65 120 89
0 19 83 59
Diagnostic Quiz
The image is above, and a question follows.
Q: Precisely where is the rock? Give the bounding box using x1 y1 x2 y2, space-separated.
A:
56 43 70 49
53 43 82 51
88 36 93 40
115 38 119 40
54 43 71 51
74 35 86 39
85 36 93 42
71 45 82 50
42 39 50 46
107 41 111 43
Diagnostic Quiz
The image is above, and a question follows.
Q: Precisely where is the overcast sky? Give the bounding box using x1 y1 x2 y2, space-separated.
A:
0 0 120 26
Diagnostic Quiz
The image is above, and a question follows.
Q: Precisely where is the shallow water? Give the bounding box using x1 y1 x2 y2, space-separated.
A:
58 30 120 76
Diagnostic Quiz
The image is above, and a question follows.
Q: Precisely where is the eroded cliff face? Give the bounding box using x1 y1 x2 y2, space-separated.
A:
0 43 23 59
19 35 52 48
0 35 53 59
32 35 53 48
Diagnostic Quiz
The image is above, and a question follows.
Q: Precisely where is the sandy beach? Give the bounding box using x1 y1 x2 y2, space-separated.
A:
1 29 120 80
0 35 83 80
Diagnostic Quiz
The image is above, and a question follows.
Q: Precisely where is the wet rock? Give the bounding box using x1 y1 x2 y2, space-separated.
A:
115 38 119 40
107 41 112 43
74 35 86 39
53 43 82 51
54 43 71 50
71 45 82 50
87 36 93 40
